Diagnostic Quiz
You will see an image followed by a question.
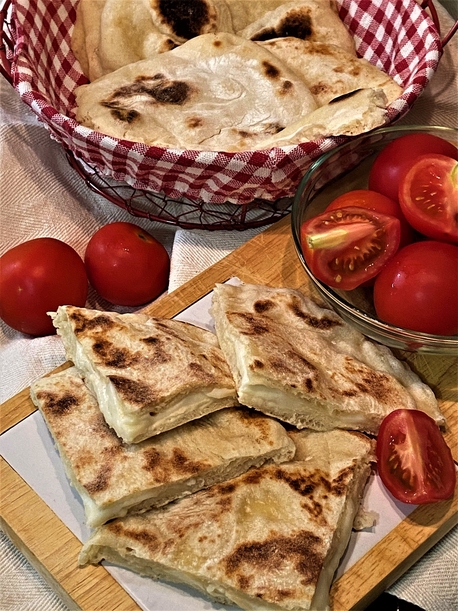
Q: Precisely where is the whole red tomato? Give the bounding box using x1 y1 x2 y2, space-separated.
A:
0 238 88 336
368 133 458 202
373 240 458 335
399 154 458 244
84 222 170 306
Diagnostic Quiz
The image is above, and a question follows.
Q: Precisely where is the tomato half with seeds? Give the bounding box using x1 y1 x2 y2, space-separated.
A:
399 154 458 244
326 189 414 249
300 207 401 290
377 409 456 505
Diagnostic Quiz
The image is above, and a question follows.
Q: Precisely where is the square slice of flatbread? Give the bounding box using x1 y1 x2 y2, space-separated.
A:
210 282 444 434
50 306 238 443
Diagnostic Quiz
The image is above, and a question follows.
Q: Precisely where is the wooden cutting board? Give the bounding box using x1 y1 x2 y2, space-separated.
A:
1 215 457 611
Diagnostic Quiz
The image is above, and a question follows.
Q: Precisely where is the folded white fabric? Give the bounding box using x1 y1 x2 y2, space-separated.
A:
169 227 264 291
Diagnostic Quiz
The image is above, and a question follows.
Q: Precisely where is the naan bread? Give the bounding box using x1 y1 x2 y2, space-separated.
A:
210 283 444 434
49 306 238 443
95 0 179 78
79 428 374 611
258 38 402 106
31 367 295 527
237 0 356 56
72 0 234 81
71 0 106 82
257 87 389 149
74 32 318 151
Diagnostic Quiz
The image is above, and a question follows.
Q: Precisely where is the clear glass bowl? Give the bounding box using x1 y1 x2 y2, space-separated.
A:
291 125 458 354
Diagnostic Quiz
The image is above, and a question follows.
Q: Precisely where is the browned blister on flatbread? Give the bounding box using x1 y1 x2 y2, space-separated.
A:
49 306 239 443
79 427 375 611
30 367 295 527
210 283 444 434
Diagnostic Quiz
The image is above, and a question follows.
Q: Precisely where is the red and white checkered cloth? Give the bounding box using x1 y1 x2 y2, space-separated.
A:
9 0 442 204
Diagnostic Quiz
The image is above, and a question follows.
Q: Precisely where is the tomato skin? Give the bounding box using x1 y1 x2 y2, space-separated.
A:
373 241 458 335
326 189 414 249
368 133 458 202
84 222 170 306
399 154 458 244
0 238 88 336
376 409 456 504
300 206 401 290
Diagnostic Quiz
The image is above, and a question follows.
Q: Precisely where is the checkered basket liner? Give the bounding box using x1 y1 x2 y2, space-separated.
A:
8 0 442 205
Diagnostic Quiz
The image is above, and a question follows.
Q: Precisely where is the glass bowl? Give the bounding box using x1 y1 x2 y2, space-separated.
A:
291 125 458 354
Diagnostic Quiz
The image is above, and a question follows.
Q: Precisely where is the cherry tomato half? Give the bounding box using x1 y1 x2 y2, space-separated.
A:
326 189 414 249
300 207 401 290
399 154 458 244
376 409 456 505
368 133 458 202
373 240 458 336
0 238 88 336
84 222 170 306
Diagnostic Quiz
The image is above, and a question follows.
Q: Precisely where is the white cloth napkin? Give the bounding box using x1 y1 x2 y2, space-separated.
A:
1 2 457 609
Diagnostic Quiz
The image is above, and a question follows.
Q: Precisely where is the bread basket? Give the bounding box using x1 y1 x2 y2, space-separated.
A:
1 0 456 229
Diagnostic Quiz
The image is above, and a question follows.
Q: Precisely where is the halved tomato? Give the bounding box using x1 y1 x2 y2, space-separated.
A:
300 207 401 290
377 409 456 505
399 154 458 243
326 189 414 249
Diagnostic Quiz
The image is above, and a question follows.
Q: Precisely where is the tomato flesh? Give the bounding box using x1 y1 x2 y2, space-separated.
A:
377 409 456 504
373 240 458 336
399 154 458 244
84 222 170 306
326 189 414 249
300 207 401 290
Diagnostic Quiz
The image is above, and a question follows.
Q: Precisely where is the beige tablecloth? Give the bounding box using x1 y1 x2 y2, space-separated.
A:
1 2 457 609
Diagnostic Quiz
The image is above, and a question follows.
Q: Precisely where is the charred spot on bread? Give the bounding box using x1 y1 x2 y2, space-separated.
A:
156 0 214 39
102 77 191 108
262 60 281 79
251 10 313 41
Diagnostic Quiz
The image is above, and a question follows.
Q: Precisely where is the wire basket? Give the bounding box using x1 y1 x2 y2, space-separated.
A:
1 0 456 230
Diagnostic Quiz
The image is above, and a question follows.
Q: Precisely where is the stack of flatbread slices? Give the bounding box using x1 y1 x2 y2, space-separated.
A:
71 0 403 151
30 282 445 611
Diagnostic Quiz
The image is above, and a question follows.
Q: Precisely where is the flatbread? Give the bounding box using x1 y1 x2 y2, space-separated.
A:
210 282 444 434
71 0 106 82
237 0 356 56
95 0 179 78
72 0 235 81
49 306 238 443
79 428 375 611
257 87 389 149
258 38 402 106
30 366 295 527
74 32 318 151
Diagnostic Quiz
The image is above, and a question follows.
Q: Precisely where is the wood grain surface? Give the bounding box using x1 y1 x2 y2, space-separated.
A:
1 215 457 611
